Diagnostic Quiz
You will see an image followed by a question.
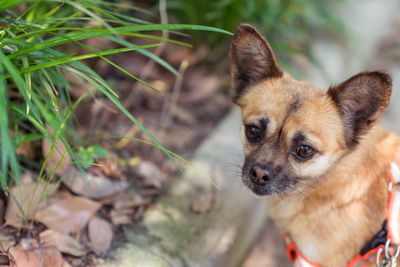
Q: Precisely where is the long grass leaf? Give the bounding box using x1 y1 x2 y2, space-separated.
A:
85 0 154 16
105 35 179 77
0 50 41 122
63 0 116 34
0 62 21 187
13 25 231 40
78 0 124 25
0 18 44 28
8 29 190 60
37 2 65 22
70 38 162 93
6 44 161 77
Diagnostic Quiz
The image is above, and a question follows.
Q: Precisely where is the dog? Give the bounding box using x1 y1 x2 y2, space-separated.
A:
230 24 400 267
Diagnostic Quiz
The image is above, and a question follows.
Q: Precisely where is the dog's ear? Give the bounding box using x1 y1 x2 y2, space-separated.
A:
328 71 392 149
230 24 282 102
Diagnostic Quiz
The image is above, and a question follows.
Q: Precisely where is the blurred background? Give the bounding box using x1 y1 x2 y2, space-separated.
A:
1 0 400 266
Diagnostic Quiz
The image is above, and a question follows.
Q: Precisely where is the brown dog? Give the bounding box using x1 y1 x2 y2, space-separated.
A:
230 24 400 266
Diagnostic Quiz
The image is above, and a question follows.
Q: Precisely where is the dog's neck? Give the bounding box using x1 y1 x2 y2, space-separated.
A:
267 126 400 266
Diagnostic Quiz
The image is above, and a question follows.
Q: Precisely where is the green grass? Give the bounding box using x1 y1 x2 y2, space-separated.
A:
0 0 231 189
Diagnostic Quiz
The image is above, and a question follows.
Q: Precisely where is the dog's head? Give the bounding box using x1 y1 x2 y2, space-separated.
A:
230 24 392 196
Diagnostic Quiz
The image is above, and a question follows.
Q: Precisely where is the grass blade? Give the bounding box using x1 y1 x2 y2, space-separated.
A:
7 44 161 77
0 62 21 187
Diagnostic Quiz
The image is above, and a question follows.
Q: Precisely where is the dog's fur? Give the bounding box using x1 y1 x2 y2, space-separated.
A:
230 24 400 266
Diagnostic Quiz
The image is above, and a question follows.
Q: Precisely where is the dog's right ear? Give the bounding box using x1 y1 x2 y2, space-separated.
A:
230 24 282 102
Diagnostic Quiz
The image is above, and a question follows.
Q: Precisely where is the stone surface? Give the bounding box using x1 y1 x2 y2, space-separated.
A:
100 108 269 267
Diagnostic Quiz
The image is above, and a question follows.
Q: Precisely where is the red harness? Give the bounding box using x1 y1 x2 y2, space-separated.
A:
283 162 400 267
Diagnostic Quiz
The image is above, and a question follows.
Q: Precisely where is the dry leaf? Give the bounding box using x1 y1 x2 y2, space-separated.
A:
0 253 9 266
93 155 122 180
135 161 166 189
35 196 101 234
88 217 113 256
9 239 62 267
112 193 151 210
128 156 141 167
62 169 129 200
0 233 16 252
5 181 54 227
62 260 73 267
15 141 35 159
40 230 87 257
42 124 72 176
110 209 133 225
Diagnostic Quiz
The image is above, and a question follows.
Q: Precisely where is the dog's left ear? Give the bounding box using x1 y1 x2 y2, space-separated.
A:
230 24 282 102
328 71 392 149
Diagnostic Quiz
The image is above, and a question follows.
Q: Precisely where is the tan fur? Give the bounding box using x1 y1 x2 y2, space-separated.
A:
240 74 400 265
267 127 399 266
230 24 400 267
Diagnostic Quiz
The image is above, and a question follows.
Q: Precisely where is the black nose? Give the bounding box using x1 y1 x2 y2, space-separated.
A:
250 164 272 185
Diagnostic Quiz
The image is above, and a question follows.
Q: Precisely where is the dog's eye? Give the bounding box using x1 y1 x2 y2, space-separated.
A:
246 125 261 143
295 145 315 160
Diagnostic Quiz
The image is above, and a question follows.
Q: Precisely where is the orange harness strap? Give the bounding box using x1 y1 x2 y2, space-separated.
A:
283 162 400 267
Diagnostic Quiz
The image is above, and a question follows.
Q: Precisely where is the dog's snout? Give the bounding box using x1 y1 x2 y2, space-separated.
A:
250 164 272 185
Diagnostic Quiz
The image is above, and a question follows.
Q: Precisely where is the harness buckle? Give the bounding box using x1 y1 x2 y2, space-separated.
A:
376 239 400 267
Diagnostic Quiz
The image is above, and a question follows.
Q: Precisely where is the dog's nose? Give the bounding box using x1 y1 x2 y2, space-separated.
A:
250 164 272 185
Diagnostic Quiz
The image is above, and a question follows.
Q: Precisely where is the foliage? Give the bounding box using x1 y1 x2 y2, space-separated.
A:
77 145 109 169
166 0 346 65
0 0 231 187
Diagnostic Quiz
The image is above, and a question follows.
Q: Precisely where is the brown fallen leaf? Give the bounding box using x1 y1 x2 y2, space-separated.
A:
112 193 152 210
88 217 113 256
93 154 122 180
42 124 72 176
62 260 73 267
9 239 63 267
40 229 87 257
62 169 129 200
5 181 55 228
135 161 166 189
110 208 133 225
15 141 35 160
35 196 101 234
0 253 9 266
0 233 16 252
